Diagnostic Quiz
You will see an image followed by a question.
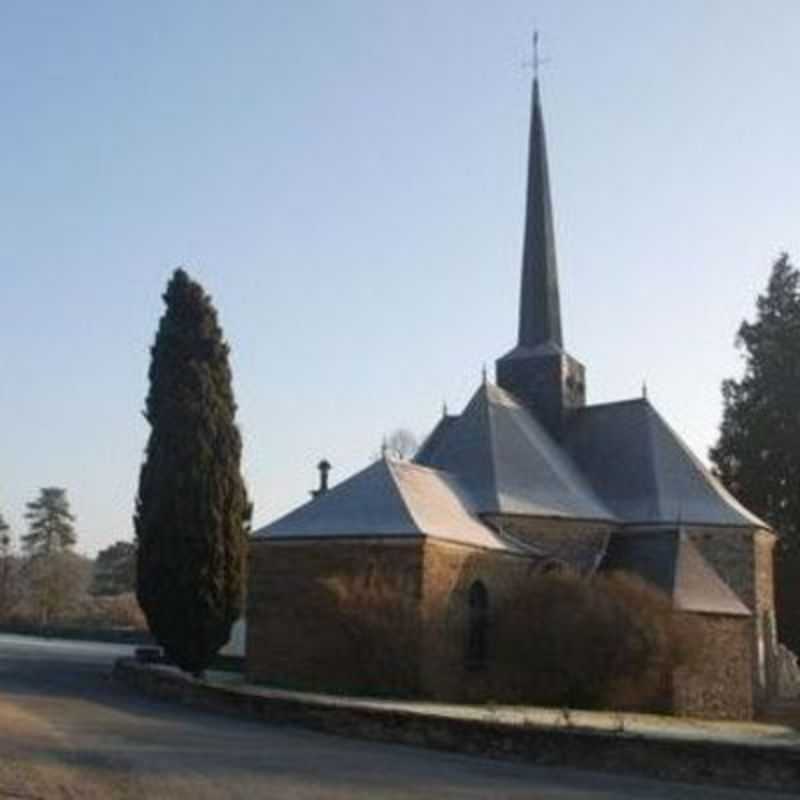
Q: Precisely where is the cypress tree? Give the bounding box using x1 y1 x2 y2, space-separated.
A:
135 269 251 675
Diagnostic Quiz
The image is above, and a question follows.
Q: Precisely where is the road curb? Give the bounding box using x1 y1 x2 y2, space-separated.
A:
113 658 800 793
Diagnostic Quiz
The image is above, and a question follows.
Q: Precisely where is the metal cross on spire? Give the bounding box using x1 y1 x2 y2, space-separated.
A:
525 30 550 79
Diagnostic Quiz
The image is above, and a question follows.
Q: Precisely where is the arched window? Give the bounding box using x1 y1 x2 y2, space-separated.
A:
466 580 489 670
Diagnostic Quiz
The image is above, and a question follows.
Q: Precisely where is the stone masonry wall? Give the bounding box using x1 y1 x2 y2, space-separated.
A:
672 614 754 720
247 534 760 718
687 526 777 702
246 538 424 695
483 515 615 573
419 539 540 702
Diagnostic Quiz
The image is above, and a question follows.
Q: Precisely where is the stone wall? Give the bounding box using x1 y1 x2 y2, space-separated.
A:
483 515 615 573
672 614 754 720
115 657 800 794
247 534 759 718
687 526 777 702
246 537 424 695
419 539 538 702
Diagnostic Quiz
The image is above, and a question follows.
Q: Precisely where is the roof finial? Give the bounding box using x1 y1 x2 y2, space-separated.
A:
481 363 488 384
529 30 549 81
642 380 648 400
442 400 449 418
380 435 388 458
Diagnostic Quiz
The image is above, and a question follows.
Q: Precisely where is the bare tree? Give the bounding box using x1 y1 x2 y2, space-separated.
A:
377 428 419 461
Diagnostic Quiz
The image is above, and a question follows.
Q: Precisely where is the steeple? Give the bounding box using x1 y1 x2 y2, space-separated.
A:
518 77 562 350
496 55 586 440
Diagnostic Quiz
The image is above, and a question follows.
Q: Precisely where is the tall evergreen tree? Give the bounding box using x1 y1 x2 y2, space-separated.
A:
135 269 251 675
710 253 800 645
22 488 77 555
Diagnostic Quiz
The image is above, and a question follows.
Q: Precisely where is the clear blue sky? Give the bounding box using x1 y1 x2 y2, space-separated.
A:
1 1 798 555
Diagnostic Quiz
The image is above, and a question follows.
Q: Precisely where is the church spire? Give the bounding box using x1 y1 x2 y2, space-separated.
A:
496 43 585 440
517 74 562 350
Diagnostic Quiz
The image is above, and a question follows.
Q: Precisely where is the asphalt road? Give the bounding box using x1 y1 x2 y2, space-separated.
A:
0 634 788 799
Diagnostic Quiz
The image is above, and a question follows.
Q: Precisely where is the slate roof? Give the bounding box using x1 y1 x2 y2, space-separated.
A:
415 381 617 521
415 414 458 464
602 529 751 616
254 457 516 552
565 399 769 529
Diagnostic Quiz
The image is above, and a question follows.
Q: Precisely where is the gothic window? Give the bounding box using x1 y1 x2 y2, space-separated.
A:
466 580 489 670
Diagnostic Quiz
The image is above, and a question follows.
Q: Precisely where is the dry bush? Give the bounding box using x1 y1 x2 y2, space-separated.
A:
83 592 148 630
496 570 702 711
316 569 420 697
14 552 93 626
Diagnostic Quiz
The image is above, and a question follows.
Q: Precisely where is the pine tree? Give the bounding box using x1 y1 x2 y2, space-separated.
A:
91 540 136 596
710 253 800 646
22 488 77 555
135 269 251 675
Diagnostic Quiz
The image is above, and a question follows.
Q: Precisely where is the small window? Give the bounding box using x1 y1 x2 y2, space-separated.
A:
466 580 489 670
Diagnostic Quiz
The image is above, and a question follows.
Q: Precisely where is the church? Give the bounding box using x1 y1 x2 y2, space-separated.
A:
246 73 778 721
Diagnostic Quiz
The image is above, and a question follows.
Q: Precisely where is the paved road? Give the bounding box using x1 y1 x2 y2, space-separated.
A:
0 634 788 799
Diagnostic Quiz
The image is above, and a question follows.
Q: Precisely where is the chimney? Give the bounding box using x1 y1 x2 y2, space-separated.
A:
310 459 332 498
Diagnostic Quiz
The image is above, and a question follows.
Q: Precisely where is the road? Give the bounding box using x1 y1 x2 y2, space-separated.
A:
0 634 787 799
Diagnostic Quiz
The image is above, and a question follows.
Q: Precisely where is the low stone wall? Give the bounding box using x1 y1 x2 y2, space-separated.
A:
114 658 800 793
0 623 152 645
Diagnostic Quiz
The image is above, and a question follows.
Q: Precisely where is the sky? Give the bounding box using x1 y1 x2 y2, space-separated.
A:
1 1 799 556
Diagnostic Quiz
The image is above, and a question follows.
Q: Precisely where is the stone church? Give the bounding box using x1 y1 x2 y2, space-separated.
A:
246 75 778 720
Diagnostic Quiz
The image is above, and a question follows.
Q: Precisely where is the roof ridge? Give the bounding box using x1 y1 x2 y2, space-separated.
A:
640 400 665 521
479 383 503 513
495 391 616 516
579 397 648 413
384 458 426 535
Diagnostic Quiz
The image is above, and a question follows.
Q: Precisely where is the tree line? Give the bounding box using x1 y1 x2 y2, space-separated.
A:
0 488 140 629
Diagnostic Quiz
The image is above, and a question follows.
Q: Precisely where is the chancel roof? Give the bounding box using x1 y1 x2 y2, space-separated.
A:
254 457 516 552
415 381 616 521
565 399 769 529
602 529 751 616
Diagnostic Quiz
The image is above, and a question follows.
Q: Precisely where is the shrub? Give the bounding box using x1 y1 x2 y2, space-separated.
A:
315 570 420 697
82 593 148 630
496 570 702 711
